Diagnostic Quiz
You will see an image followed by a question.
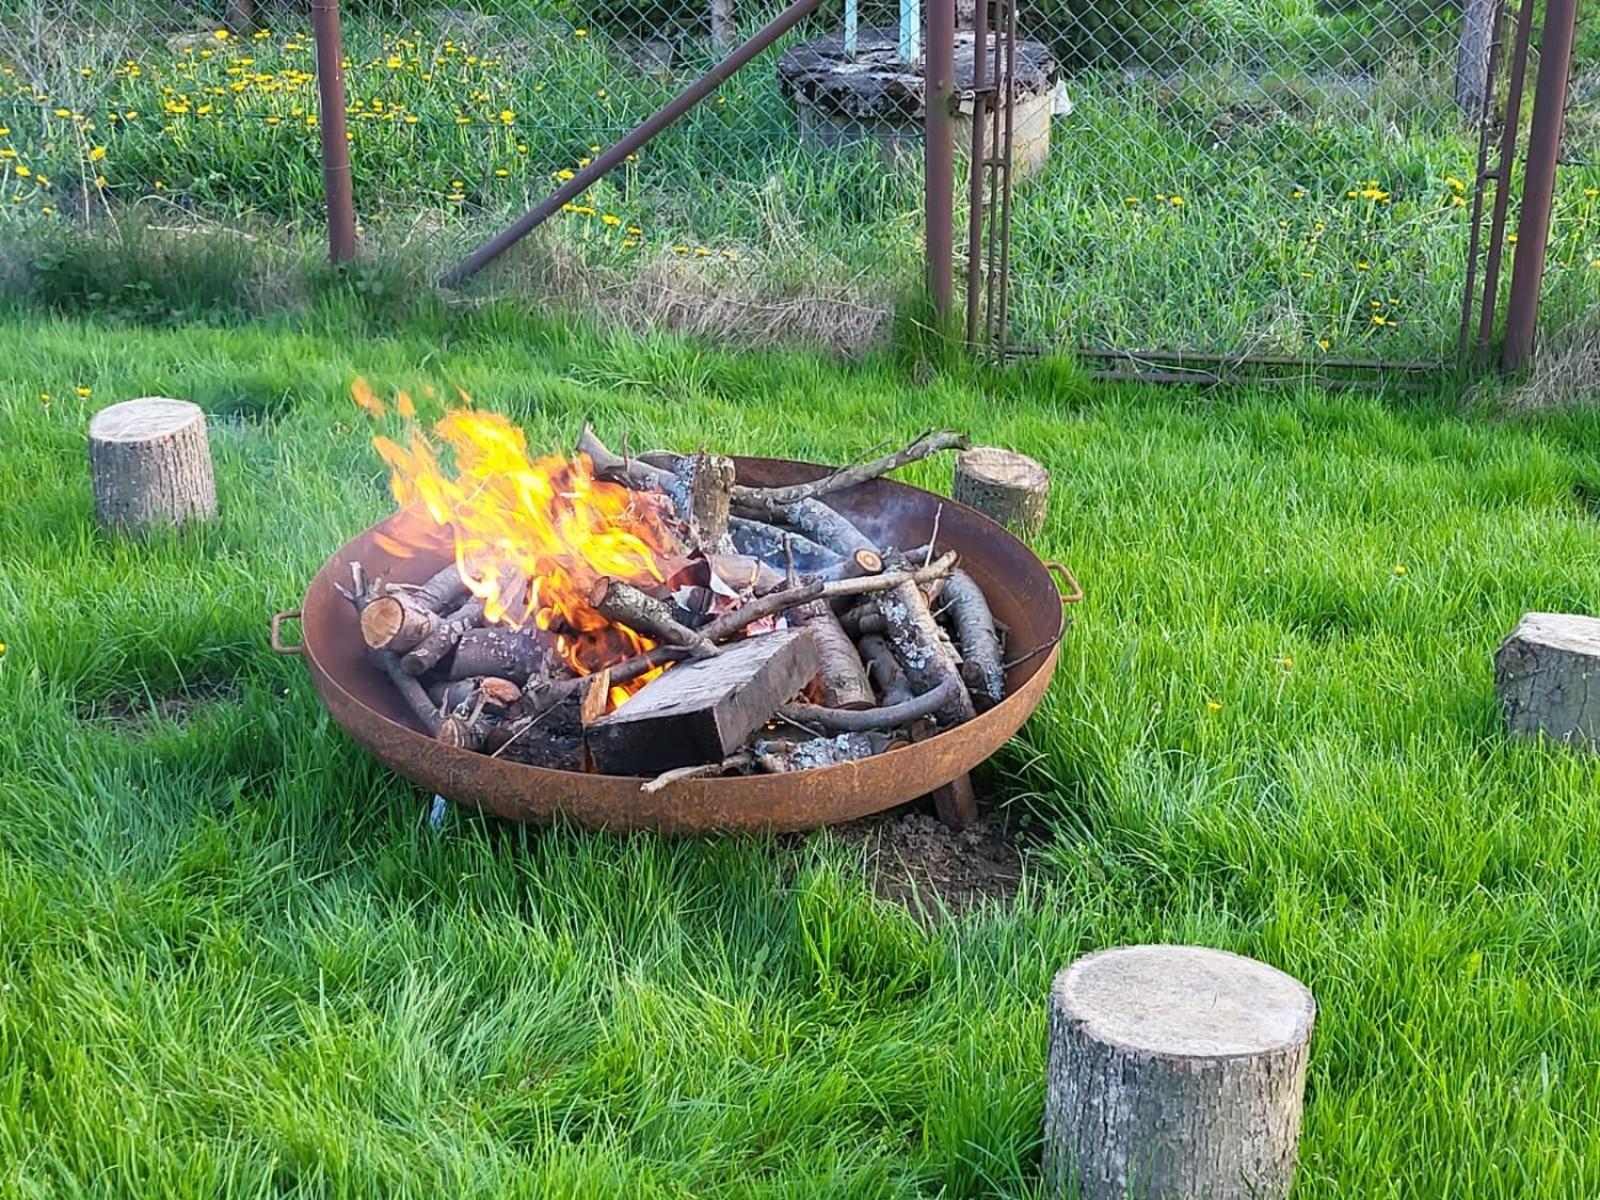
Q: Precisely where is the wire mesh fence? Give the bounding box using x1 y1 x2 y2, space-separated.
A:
0 0 1594 359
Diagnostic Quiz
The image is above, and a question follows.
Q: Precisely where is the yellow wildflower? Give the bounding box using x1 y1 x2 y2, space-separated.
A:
1291 189 1305 199
1124 196 1140 205
555 169 575 181
499 109 514 124
600 213 621 226
76 385 92 397
1394 564 1408 576
1169 195 1184 207
695 246 711 256
626 225 643 235
1206 700 1222 713
1355 261 1369 271
214 28 229 39
0 149 15 160
1445 176 1466 190
1318 338 1331 351
494 168 509 178
575 26 587 35
14 165 29 177
596 89 607 98
53 107 70 118
88 145 106 162
1280 655 1294 671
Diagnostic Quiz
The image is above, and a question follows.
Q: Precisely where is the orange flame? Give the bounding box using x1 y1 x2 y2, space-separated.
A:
366 393 686 683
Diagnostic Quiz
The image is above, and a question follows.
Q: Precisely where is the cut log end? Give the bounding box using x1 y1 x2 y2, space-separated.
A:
1045 945 1315 1200
1495 612 1600 748
88 397 217 533
952 446 1049 539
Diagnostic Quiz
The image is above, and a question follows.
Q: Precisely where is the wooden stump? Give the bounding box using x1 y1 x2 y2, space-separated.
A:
88 398 217 533
1044 945 1315 1200
1496 612 1600 747
952 446 1049 538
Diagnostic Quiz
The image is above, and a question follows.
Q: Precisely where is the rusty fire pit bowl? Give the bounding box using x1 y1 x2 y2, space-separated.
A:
286 456 1070 833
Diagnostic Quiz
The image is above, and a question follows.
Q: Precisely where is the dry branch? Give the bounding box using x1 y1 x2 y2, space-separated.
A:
590 577 719 658
577 424 677 492
639 753 754 793
359 591 439 654
403 563 471 613
729 516 843 570
402 597 487 675
940 569 1005 709
731 430 968 513
858 632 914 705
677 452 736 551
437 627 549 683
879 581 977 725
778 675 964 732
791 600 874 709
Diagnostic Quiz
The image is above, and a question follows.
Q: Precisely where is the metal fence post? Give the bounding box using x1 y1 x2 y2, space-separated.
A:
311 0 357 265
925 0 955 321
1501 0 1579 372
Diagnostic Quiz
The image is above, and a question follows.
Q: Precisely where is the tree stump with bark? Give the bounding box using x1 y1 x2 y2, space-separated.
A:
1044 945 1316 1200
1495 612 1600 748
952 446 1049 538
88 397 217 534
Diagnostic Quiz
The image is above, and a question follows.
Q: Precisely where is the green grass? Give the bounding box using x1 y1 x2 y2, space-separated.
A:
2 3 1597 358
3 296 1600 1195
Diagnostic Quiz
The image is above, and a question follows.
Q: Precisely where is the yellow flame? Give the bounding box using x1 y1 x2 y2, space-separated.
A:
363 390 685 684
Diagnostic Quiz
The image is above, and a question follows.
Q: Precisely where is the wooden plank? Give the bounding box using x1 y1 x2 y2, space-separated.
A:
586 628 819 775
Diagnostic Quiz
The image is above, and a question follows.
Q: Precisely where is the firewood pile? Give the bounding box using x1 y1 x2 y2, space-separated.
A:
337 426 1013 792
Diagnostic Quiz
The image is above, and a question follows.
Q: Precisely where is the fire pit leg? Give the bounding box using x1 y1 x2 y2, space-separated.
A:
930 772 976 830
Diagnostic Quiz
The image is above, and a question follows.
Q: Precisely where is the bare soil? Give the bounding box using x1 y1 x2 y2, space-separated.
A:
834 801 1027 918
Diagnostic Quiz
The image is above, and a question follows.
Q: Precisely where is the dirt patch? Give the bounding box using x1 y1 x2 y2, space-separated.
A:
834 803 1027 918
79 677 240 732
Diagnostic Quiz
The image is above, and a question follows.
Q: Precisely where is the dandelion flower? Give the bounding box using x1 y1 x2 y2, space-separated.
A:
1394 564 1407 576
1169 195 1184 207
88 144 106 161
39 393 49 402
695 246 711 256
596 89 607 98
1318 338 1331 351
600 213 620 226
494 168 508 178
214 28 230 39
1123 196 1140 205
1585 188 1598 198
574 26 588 35
673 244 689 254
626 225 642 235
76 385 92 397
53 107 70 118
1355 261 1369 270
1445 176 1466 190
1206 700 1222 712
14 165 29 177
1280 655 1294 671
1291 188 1305 199
555 169 575 182
499 109 514 124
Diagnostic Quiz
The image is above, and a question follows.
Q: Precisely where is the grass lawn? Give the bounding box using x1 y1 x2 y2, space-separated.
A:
3 299 1600 1197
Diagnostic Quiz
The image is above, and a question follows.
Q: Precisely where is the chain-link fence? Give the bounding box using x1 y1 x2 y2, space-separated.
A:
1 0 1594 359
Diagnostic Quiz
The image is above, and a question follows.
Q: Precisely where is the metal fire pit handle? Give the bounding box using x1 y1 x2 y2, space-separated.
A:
1045 562 1083 605
270 610 305 655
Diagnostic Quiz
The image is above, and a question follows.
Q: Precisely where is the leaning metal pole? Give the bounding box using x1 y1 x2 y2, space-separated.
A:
311 0 356 264
1475 0 1538 365
964 0 989 343
925 0 956 320
442 0 826 288
1501 0 1580 372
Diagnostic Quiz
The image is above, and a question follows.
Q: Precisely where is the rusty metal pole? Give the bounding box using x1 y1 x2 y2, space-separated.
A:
442 0 825 287
311 0 357 264
925 0 956 321
1501 0 1579 372
1475 0 1537 365
964 1 989 343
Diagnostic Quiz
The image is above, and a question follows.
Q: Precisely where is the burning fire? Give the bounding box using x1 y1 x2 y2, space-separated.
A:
358 382 686 698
